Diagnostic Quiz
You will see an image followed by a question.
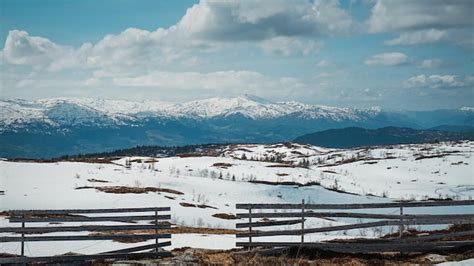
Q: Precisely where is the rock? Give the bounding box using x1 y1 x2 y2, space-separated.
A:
424 254 447 263
160 249 201 266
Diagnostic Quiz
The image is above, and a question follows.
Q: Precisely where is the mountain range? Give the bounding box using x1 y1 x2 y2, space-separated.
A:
1 95 473 158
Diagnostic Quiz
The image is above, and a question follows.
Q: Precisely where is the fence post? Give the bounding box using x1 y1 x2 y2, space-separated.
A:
248 207 252 251
301 199 305 244
155 210 159 253
399 205 404 238
21 214 25 257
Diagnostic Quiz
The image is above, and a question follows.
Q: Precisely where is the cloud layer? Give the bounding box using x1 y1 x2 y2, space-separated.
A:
405 75 473 89
369 0 473 47
1 0 472 110
364 52 409 66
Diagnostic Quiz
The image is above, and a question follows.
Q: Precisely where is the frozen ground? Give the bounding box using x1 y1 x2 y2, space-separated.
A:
223 141 474 200
0 141 473 256
438 258 474 266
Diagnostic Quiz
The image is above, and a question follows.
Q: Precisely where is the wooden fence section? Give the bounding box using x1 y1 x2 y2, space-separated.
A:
0 207 172 264
236 200 474 253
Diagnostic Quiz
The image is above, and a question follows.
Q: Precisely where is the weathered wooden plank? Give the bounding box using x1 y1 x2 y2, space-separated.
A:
236 212 474 220
8 214 171 223
0 233 171 242
236 218 474 237
236 240 474 248
236 219 304 228
236 200 474 210
237 220 388 237
0 224 171 234
100 241 172 254
7 207 171 215
236 240 474 253
0 251 172 264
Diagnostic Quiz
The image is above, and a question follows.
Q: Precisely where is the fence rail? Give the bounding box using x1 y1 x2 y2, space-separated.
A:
236 200 474 210
235 200 474 253
0 206 172 264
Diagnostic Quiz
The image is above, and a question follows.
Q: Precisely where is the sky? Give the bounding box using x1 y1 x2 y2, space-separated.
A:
0 0 473 110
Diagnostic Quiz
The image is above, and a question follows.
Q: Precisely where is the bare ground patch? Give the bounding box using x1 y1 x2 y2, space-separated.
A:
75 186 184 195
275 173 289 176
212 162 234 169
87 178 110 183
249 180 321 187
212 213 239 220
168 247 474 266
179 202 218 209
266 164 295 168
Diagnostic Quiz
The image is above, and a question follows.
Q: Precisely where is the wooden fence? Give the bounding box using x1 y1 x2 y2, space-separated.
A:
0 207 172 264
236 200 474 253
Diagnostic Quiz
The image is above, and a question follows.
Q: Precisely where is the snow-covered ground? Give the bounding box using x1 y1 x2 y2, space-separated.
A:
439 258 474 265
222 141 474 200
0 141 473 256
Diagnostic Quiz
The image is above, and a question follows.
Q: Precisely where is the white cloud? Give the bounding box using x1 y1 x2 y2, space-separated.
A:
2 30 78 69
260 37 323 56
368 0 472 33
420 59 443 69
1 0 357 74
314 70 345 79
1 0 471 108
177 0 355 41
112 70 308 96
316 60 333 67
1 28 200 73
384 29 446 46
364 52 409 66
405 74 471 89
173 0 355 56
368 0 473 46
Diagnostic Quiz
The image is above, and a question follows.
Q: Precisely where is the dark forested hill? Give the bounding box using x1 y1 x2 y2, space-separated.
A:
294 127 474 148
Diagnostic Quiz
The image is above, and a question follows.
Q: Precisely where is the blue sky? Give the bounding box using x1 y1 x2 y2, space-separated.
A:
1 0 472 110
0 0 197 45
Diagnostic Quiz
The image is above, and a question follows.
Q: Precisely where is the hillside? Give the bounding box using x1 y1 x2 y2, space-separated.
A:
294 127 474 148
1 140 472 256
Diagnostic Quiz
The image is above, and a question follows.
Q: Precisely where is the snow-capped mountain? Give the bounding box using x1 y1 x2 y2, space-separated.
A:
0 95 381 130
1 95 472 158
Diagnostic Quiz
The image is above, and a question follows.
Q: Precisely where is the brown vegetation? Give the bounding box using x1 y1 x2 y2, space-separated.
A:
87 178 110 183
382 223 474 241
266 164 295 168
249 180 321 187
179 202 217 209
275 173 289 176
75 186 184 195
322 170 338 174
212 213 240 220
212 162 234 168
169 246 474 265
